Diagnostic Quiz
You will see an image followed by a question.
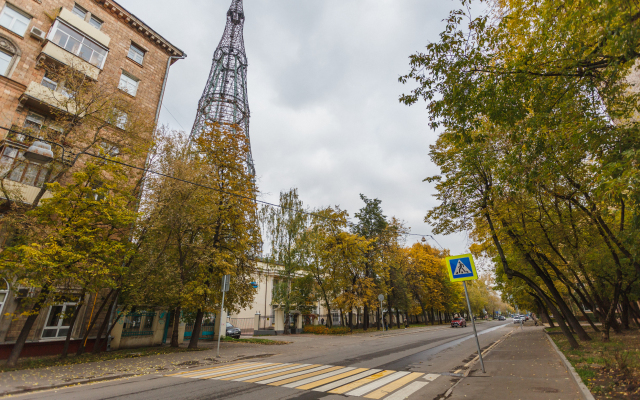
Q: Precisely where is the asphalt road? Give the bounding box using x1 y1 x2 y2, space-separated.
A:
14 321 514 400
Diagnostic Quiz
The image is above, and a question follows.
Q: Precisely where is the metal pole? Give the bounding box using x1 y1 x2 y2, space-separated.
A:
380 300 384 331
463 281 485 373
216 290 226 358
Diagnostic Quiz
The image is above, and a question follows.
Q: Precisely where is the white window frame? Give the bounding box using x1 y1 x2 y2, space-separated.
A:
41 302 76 339
0 4 31 36
0 48 12 76
71 4 87 19
0 279 8 318
88 15 103 30
24 112 45 132
41 76 58 91
118 72 139 96
115 111 128 130
127 43 145 65
47 20 108 69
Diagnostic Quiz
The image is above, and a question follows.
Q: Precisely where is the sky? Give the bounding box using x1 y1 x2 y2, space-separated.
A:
119 0 470 255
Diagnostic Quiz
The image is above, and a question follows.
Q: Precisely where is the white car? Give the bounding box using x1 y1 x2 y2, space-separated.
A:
513 316 522 324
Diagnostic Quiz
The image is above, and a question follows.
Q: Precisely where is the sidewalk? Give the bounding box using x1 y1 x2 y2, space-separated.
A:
0 337 299 397
448 324 584 400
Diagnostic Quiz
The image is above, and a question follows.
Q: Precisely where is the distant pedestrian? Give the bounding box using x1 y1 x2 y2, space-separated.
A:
321 318 325 326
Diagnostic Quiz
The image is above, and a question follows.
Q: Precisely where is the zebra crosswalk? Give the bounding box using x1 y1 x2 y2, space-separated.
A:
167 362 440 399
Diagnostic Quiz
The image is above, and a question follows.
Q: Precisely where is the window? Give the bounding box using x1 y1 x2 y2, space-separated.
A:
331 311 340 325
118 72 139 96
88 15 102 30
127 43 145 65
42 303 76 338
100 141 120 157
23 112 44 132
0 146 49 187
71 4 87 19
0 49 11 76
0 279 8 317
0 4 30 36
49 20 108 69
115 112 128 129
41 76 58 91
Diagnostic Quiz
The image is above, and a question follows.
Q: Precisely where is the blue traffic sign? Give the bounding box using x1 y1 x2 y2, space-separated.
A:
445 254 478 282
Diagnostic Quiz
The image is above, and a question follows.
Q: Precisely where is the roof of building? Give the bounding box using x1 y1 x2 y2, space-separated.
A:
93 0 186 58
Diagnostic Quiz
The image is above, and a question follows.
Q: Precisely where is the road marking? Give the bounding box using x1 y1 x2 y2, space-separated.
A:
256 365 334 384
384 381 429 400
179 363 273 379
296 367 369 390
346 371 410 397
364 372 423 399
193 363 278 379
213 363 290 380
268 366 343 386
423 373 440 381
284 367 356 388
232 364 311 382
328 370 396 394
313 369 381 392
220 364 300 380
243 364 321 383
167 362 253 376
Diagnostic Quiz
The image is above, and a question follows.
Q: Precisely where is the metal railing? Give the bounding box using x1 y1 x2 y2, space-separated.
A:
229 317 254 334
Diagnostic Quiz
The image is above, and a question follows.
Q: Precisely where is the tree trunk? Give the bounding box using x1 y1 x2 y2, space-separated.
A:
171 307 181 347
376 307 380 330
77 290 114 356
569 291 600 333
621 301 630 330
188 309 204 349
92 295 118 354
6 286 51 367
395 309 401 328
363 305 369 331
61 290 86 359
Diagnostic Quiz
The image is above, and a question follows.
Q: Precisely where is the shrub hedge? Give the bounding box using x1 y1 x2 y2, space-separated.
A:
303 325 351 335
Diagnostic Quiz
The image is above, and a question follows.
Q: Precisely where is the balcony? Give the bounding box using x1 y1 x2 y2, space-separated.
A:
39 41 100 80
0 179 52 204
19 81 82 117
57 7 110 48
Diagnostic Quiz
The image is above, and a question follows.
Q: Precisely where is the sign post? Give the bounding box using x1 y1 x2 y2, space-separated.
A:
445 254 485 373
217 274 230 357
378 294 385 331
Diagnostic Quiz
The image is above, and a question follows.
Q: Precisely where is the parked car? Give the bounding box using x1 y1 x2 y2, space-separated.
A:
226 322 241 339
524 315 529 321
498 315 506 321
513 316 521 324
451 317 467 328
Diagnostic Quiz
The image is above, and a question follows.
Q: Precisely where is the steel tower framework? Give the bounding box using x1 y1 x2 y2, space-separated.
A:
190 0 254 175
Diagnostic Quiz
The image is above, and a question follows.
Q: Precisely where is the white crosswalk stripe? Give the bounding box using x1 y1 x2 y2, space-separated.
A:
168 362 440 399
283 367 355 388
232 364 312 381
345 371 411 397
313 369 382 392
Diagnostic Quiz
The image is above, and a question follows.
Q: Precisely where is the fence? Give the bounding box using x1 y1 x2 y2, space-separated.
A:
184 320 216 340
258 314 275 330
229 317 254 335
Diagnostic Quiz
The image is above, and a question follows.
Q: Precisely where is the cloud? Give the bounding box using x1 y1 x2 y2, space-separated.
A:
119 0 472 254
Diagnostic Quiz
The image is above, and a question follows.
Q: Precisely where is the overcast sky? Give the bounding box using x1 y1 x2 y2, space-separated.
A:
120 0 470 254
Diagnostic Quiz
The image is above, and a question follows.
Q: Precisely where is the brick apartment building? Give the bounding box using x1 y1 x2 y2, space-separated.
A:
0 0 184 358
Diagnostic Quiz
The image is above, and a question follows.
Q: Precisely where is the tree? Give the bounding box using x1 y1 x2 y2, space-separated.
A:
0 160 138 366
261 189 309 334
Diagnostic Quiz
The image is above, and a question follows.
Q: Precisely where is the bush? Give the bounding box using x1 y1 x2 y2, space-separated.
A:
303 325 351 335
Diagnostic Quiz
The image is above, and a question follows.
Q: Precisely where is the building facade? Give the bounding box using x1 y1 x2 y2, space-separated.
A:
0 0 184 358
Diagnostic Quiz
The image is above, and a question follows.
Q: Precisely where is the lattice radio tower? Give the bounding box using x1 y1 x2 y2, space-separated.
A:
189 0 254 176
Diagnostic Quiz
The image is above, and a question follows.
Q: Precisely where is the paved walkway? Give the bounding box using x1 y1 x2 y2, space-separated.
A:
449 324 584 400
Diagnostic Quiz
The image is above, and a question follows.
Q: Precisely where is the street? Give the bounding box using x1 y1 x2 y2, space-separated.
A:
9 321 513 400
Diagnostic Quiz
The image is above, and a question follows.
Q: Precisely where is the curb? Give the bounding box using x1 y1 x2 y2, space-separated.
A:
544 332 595 400
0 373 136 397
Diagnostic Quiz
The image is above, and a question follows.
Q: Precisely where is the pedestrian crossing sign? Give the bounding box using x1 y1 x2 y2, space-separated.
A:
445 254 478 282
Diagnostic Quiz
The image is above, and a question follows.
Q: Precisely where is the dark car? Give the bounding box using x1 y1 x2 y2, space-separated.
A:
498 315 506 321
451 317 467 328
226 322 241 339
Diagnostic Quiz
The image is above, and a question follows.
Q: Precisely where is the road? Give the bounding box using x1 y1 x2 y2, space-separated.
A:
13 321 513 400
